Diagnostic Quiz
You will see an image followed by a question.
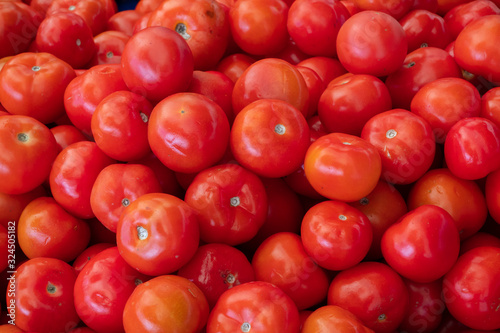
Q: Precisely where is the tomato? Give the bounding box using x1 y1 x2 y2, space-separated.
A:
206 281 300 332
50 124 88 150
148 92 230 173
232 58 310 117
131 153 183 197
91 90 153 161
49 141 115 219
106 9 141 36
399 9 452 52
486 168 500 225
481 87 500 128
0 52 76 124
35 11 96 69
46 0 108 36
444 0 500 39
297 56 348 86
454 15 500 84
319 74 392 136
0 324 23 333
178 243 255 308
135 0 164 14
411 0 439 12
408 168 488 239
328 262 410 333
87 30 129 67
287 0 350 57
123 275 209 333
117 193 199 276
301 200 373 271
0 2 39 58
352 0 413 19
120 26 194 103
304 132 382 202
229 0 289 55
148 0 229 70
302 305 375 333
230 99 310 178
184 163 268 245
296 66 325 118
336 11 407 77
6 257 80 333
442 246 500 330
444 117 500 180
0 115 59 195
0 185 46 229
90 164 162 233
215 53 255 83
74 247 150 333
437 0 473 15
252 232 330 310
460 232 500 255
72 242 114 273
385 46 462 110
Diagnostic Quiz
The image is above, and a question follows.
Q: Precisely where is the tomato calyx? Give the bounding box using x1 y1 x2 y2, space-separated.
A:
17 133 29 142
274 124 286 135
122 198 130 207
241 322 251 332
386 129 397 138
47 282 57 294
230 196 240 207
137 225 148 240
175 23 191 40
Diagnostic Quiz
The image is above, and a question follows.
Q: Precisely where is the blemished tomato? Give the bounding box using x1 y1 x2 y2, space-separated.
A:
6 258 80 333
302 305 375 333
443 246 500 330
123 275 209 333
444 0 500 39
328 261 410 333
0 52 76 124
206 281 301 332
0 115 59 195
301 200 373 271
304 132 382 202
336 10 408 77
148 92 230 174
230 99 310 178
120 26 194 103
117 193 200 276
252 232 330 310
178 243 255 309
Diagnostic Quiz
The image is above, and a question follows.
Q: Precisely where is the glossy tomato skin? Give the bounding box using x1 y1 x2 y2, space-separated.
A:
444 0 500 39
0 115 59 195
481 87 500 128
148 92 230 174
184 163 268 245
207 281 300 333
252 232 330 310
399 9 451 52
50 124 87 150
131 153 183 197
6 258 80 333
107 9 142 36
328 262 410 333
296 66 325 118
297 56 348 87
178 243 255 309
121 26 194 103
352 0 413 19
87 30 130 67
336 11 407 77
123 275 209 333
460 232 500 255
215 53 255 83
0 52 76 124
302 305 375 333
486 168 500 224
304 132 382 202
117 193 200 276
444 117 500 180
443 246 500 330
72 242 114 274
46 0 108 36
74 247 150 333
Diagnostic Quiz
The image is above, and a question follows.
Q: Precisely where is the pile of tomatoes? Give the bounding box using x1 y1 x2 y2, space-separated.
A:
1 0 500 332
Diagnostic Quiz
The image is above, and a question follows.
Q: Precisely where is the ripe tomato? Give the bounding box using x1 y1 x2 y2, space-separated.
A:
87 30 129 66
336 11 407 77
123 275 209 332
296 66 325 118
302 305 375 333
0 115 59 195
148 92 230 173
230 99 310 178
304 132 382 202
399 9 451 52
131 153 183 197
297 56 348 86
72 242 114 273
215 53 255 83
460 232 500 255
352 0 413 19
444 0 500 39
443 246 500 330
481 87 500 128
0 52 76 124
45 0 108 36
206 281 300 332
117 193 200 276
50 124 87 150
121 26 194 103
107 9 142 36
0 185 46 229
0 2 39 58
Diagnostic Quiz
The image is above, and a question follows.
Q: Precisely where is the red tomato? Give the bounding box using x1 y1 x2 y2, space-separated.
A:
131 153 183 197
148 92 230 173
106 9 141 36
0 52 76 124
319 74 392 136
328 262 410 332
304 132 382 202
336 11 407 77
120 26 194 103
0 115 59 194
252 232 330 310
443 246 500 330
352 0 413 19
481 87 500 128
123 275 209 332
87 30 129 67
90 164 162 233
297 56 348 86
6 258 80 333
230 99 310 178
0 2 39 58
302 305 375 333
444 0 500 39
407 168 488 239
91 90 153 161
296 66 325 118
72 242 114 274
0 324 23 333
148 0 230 70
399 9 452 52
49 141 115 219
284 163 325 199
215 53 255 83
135 0 164 14
444 117 500 180
46 0 108 36
178 243 255 308
206 281 300 332
486 168 500 224
117 193 199 276
50 124 88 150
184 163 268 245
460 232 500 255
74 247 150 333
0 185 46 229
437 0 474 15
411 0 439 12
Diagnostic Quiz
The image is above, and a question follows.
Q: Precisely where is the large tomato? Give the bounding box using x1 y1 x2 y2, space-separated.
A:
444 0 500 39
399 9 451 52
